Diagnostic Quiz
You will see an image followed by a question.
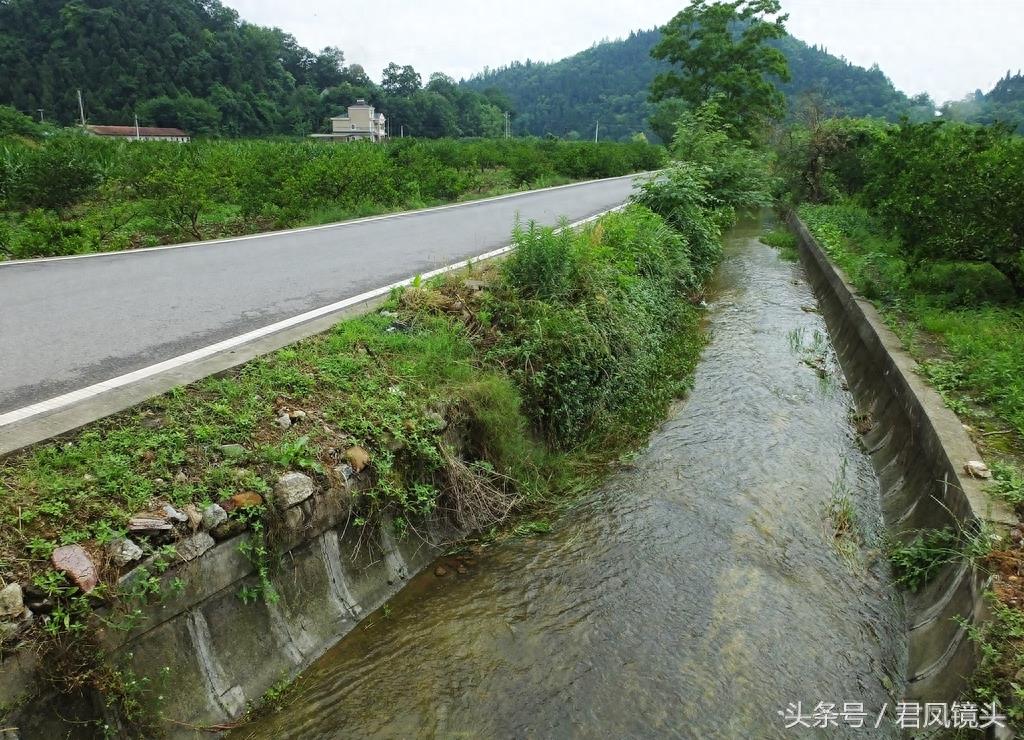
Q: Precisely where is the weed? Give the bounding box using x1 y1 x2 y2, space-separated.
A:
958 594 1024 729
235 506 279 605
513 520 553 536
761 227 799 260
991 463 1024 506
888 523 993 592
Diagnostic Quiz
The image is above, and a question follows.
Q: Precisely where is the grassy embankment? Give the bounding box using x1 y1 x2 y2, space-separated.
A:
0 132 664 260
0 144 756 729
0 99 775 732
775 116 1024 725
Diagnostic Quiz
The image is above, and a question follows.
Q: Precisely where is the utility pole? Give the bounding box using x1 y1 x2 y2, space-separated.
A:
134 114 141 141
400 124 404 138
594 120 599 143
77 89 86 127
504 111 510 139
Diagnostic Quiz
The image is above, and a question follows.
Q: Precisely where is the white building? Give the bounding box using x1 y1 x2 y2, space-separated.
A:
311 99 387 142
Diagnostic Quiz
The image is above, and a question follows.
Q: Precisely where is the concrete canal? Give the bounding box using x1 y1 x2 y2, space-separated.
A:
235 217 907 738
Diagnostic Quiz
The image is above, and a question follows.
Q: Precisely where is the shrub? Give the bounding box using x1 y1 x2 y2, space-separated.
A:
0 135 665 259
865 122 1024 296
910 261 1017 308
8 133 103 210
776 117 891 204
492 205 707 447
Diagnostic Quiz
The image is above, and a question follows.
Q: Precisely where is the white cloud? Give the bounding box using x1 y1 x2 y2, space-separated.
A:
224 0 1024 102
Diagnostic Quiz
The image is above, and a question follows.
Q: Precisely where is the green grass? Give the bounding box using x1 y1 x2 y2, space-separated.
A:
760 227 799 261
798 200 1024 473
961 595 1024 728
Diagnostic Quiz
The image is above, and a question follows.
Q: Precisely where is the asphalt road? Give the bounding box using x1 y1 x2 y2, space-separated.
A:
0 175 642 415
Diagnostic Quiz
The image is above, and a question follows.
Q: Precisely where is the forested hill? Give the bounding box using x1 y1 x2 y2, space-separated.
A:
941 72 1024 132
0 0 516 138
463 28 925 140
0 0 346 135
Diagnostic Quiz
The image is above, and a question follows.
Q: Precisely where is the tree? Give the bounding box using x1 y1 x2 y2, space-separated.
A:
138 95 221 135
426 72 458 100
649 0 789 139
381 63 422 97
649 98 689 144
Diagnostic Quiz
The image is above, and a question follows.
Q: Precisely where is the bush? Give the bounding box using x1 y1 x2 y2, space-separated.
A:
0 105 43 139
492 205 706 446
8 133 103 210
865 122 1024 296
776 117 891 204
0 135 666 258
910 261 1017 308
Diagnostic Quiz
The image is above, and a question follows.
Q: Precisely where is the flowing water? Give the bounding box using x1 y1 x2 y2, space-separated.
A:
238 218 907 739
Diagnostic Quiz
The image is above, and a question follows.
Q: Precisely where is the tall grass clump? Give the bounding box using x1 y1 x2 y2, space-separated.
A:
487 205 708 447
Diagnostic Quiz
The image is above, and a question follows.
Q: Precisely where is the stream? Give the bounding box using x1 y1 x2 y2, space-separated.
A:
235 217 907 739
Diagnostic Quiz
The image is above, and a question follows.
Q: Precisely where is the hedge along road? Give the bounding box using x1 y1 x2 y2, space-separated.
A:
0 175 643 434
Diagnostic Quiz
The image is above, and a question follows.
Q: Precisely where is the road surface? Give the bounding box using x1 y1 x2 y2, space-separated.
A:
0 175 642 416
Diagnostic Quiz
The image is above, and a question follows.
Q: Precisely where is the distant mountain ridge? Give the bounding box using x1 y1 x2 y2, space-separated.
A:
463 27 926 140
941 71 1024 132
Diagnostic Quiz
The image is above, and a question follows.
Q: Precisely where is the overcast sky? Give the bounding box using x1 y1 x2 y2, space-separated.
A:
225 0 1023 103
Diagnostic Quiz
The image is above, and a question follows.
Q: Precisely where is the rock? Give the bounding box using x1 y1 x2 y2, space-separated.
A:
334 463 355 483
175 532 215 562
290 410 307 422
463 279 490 291
964 460 993 479
456 563 469 575
276 414 292 429
128 516 173 533
107 538 144 567
210 519 247 541
82 473 96 483
174 471 189 485
221 491 264 513
162 504 188 523
51 544 99 593
202 503 228 530
282 505 305 532
345 446 370 473
434 565 448 577
218 443 247 460
274 472 315 508
183 504 202 531
0 583 24 618
153 478 167 489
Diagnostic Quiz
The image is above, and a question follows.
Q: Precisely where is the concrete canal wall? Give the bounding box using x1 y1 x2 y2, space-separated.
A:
0 471 446 738
790 213 1015 704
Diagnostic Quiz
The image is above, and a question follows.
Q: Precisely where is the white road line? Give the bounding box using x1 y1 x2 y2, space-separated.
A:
0 173 650 267
0 204 627 430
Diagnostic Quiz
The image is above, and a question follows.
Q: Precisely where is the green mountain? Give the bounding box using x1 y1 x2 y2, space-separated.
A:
0 0 512 138
0 0 351 135
941 72 1024 132
463 28 922 141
